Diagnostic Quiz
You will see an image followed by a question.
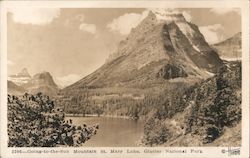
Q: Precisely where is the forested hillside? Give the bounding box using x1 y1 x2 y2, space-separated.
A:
143 61 241 146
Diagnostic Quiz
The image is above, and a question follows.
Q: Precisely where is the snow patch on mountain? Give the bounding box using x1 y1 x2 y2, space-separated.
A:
193 45 200 52
8 68 31 86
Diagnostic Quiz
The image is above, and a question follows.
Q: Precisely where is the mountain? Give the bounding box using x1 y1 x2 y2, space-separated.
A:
58 11 224 116
7 80 27 95
65 11 222 90
23 71 59 96
213 32 241 61
8 69 59 96
8 68 31 86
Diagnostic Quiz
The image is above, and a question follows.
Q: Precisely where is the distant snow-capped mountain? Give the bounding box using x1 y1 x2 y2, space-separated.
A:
8 68 31 86
22 71 59 96
8 69 59 96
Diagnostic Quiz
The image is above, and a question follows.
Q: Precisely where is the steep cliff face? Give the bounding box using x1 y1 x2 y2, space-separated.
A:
66 11 222 90
157 64 188 79
213 32 241 60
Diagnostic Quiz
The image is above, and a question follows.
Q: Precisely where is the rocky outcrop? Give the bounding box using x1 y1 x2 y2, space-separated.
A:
157 64 188 79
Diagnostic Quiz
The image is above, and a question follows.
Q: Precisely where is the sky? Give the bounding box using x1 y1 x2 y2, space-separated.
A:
7 8 241 87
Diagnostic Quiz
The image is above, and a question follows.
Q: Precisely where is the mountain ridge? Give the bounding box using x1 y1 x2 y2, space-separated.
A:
213 32 241 60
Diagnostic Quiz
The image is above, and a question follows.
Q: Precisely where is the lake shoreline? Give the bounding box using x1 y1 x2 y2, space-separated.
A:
66 116 145 147
65 113 144 120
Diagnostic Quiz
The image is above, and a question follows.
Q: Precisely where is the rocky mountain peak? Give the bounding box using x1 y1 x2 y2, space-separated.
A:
16 68 31 78
150 9 186 23
8 68 31 86
129 10 187 36
145 10 157 20
32 71 58 88
34 71 51 78
18 71 59 96
142 9 187 24
107 10 196 63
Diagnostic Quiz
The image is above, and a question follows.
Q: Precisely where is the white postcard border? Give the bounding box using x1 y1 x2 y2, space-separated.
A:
1 1 249 158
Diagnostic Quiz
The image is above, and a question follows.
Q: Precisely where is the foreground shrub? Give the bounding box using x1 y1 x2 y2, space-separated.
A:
8 92 98 147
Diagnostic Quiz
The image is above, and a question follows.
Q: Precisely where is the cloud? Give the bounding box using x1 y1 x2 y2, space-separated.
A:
210 8 240 15
79 23 97 34
63 13 97 35
56 74 81 88
8 8 60 25
107 9 192 35
7 60 15 66
107 10 148 35
64 14 85 27
199 24 224 44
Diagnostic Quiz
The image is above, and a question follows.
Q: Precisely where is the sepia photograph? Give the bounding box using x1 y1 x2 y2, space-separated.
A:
1 1 249 158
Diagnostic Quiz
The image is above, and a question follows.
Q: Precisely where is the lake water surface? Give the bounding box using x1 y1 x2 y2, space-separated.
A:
66 117 144 147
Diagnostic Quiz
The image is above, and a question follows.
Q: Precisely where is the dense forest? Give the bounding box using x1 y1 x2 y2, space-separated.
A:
55 81 192 119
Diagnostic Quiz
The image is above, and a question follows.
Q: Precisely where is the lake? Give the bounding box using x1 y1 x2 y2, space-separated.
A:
66 116 145 147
